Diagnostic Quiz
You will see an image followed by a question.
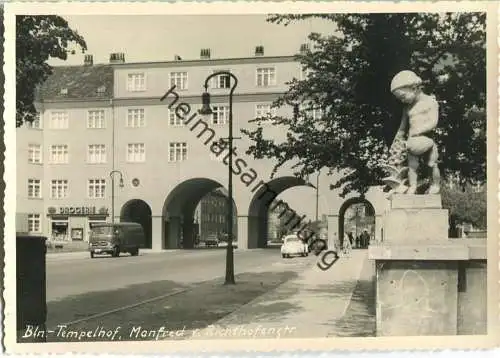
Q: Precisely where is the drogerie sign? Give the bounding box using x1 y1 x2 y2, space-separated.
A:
58 206 96 215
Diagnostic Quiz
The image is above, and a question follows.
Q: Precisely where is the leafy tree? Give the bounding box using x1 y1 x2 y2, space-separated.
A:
16 15 86 127
242 13 486 197
441 184 487 232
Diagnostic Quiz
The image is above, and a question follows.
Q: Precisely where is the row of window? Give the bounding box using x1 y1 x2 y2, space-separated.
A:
27 142 189 164
27 104 278 130
201 214 226 224
126 68 277 92
202 198 226 208
28 178 106 199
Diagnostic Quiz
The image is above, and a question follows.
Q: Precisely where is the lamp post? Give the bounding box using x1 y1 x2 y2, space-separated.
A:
315 171 320 222
199 71 238 285
109 170 124 224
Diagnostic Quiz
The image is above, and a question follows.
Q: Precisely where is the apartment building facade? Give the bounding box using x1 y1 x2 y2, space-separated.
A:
16 46 387 250
16 63 114 242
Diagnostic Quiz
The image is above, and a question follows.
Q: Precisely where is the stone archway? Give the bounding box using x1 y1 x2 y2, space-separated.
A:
120 199 153 249
338 197 376 249
162 178 238 249
247 176 313 248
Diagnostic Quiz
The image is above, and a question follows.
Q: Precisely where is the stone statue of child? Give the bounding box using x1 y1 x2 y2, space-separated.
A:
388 70 441 194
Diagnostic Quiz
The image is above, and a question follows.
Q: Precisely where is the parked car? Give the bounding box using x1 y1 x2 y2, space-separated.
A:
281 234 308 258
46 238 65 249
89 222 145 258
205 234 219 247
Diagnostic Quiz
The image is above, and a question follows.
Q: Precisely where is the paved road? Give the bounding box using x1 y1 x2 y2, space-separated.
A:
47 248 314 303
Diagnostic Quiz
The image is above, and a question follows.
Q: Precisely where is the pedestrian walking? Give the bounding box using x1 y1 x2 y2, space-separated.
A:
347 231 354 248
361 229 370 248
342 233 352 257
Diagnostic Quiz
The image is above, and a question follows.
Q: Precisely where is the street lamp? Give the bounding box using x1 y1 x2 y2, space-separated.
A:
109 170 124 224
315 171 320 222
306 171 321 222
199 71 238 285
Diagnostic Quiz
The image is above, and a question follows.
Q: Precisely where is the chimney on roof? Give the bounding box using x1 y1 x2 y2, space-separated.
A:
109 52 125 64
174 55 182 61
299 43 310 54
84 54 93 66
200 48 211 60
255 46 264 56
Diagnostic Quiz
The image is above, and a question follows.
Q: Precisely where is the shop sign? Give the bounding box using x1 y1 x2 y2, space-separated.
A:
57 206 99 216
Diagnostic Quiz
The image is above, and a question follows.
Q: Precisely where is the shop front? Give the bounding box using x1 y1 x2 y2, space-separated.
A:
46 205 109 242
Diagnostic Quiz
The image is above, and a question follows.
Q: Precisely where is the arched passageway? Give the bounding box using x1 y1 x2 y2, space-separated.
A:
162 178 238 249
120 199 153 249
338 197 376 249
196 188 238 243
247 176 313 248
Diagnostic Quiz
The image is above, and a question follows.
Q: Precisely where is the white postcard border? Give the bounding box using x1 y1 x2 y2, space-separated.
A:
2 1 499 354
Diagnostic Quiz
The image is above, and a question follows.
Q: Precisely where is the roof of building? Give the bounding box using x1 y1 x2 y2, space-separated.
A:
36 64 113 102
110 55 297 69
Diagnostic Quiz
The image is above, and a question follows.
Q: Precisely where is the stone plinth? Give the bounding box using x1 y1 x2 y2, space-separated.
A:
375 258 458 336
370 194 487 336
390 194 442 209
369 241 487 336
457 259 487 335
369 242 468 260
383 194 448 243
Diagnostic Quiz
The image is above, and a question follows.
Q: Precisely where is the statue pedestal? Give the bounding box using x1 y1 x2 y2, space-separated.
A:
383 194 449 242
369 194 487 336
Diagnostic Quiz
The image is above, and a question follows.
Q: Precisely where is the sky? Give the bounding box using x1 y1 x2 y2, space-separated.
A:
49 15 337 66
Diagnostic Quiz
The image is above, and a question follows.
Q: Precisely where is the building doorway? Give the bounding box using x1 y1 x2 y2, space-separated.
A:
51 217 69 241
120 199 152 249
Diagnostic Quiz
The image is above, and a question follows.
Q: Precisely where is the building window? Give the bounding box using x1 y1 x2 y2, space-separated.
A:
127 108 145 127
28 214 41 233
313 108 323 120
49 145 69 164
28 144 42 164
127 143 146 162
127 73 146 92
87 110 105 128
170 71 188 90
50 179 68 199
97 86 106 95
88 179 106 199
299 66 311 81
256 67 276 87
255 103 276 118
169 109 184 126
212 70 231 89
28 179 41 199
305 107 324 120
88 144 107 164
26 113 42 129
212 105 229 125
169 142 187 162
49 111 69 129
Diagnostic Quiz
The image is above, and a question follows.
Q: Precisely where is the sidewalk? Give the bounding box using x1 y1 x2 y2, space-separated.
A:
189 250 374 340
